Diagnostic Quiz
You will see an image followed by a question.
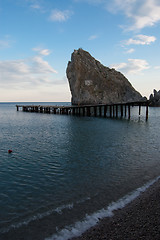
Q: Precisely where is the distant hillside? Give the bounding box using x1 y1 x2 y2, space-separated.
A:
149 89 160 106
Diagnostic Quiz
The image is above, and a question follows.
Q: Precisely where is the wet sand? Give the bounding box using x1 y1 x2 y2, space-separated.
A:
71 178 160 240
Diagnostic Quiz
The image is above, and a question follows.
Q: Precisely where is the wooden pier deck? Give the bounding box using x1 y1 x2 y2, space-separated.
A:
16 101 149 120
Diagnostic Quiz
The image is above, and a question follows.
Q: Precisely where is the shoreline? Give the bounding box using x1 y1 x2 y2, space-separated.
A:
1 178 160 240
71 178 160 240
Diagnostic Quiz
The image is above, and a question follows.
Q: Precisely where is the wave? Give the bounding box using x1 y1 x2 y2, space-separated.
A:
0 196 90 234
45 175 160 240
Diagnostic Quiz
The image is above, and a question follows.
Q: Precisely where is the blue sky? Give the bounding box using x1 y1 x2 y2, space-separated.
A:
0 0 160 102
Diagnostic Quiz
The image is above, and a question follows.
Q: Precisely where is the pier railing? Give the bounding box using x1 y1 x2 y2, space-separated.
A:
16 101 149 120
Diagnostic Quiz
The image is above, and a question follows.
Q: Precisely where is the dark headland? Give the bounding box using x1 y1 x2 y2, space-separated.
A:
71 178 160 240
149 89 160 107
66 48 144 105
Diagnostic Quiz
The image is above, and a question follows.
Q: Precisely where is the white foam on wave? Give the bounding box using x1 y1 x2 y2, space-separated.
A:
1 196 90 234
45 176 160 240
1 203 74 233
55 203 74 214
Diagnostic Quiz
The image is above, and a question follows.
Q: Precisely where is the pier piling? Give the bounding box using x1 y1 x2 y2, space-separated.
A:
128 105 131 119
116 105 118 118
146 104 149 121
139 105 141 116
110 105 112 118
99 106 102 117
104 105 107 117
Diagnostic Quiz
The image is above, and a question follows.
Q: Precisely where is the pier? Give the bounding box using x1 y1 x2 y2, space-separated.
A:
16 101 149 120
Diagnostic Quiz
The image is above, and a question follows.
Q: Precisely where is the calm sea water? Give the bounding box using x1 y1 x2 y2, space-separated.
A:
0 102 160 240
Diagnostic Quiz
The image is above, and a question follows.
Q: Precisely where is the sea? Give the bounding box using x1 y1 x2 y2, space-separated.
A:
0 102 160 240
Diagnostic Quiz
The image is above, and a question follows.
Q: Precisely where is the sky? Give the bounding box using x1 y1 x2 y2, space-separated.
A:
0 0 160 102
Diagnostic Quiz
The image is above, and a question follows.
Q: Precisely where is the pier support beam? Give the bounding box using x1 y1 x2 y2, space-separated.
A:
35 106 38 112
104 105 107 117
72 108 75 115
87 107 91 117
66 108 69 115
113 105 115 118
94 106 97 117
139 105 141 116
78 107 81 116
146 105 149 121
110 105 112 118
116 105 118 118
128 105 131 119
82 107 85 116
125 105 127 117
121 105 123 117
99 106 102 117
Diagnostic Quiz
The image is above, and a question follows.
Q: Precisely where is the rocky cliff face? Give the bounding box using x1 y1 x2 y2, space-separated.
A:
66 48 143 105
149 89 160 106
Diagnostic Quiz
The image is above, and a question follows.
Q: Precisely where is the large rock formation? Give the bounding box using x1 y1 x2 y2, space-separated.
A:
149 89 160 106
66 48 143 105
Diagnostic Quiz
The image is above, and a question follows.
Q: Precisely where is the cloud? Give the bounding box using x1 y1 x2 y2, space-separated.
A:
124 34 156 45
30 4 41 9
81 0 160 30
26 0 42 10
154 66 160 69
0 60 30 74
88 35 98 40
28 0 46 13
107 0 160 30
31 56 57 74
32 47 51 56
0 35 12 49
0 40 10 49
39 49 51 56
49 9 73 22
110 58 150 74
125 48 135 54
0 51 58 88
74 0 104 4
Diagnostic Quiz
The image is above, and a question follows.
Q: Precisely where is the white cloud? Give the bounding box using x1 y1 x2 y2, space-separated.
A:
49 9 73 22
125 48 135 54
110 58 150 74
88 35 98 40
0 52 58 89
30 4 41 9
107 0 160 30
111 62 127 69
124 34 156 45
0 40 10 49
31 56 57 74
75 0 160 30
39 49 51 56
74 0 104 4
0 35 12 49
154 66 160 69
32 48 51 56
0 60 30 74
28 1 46 13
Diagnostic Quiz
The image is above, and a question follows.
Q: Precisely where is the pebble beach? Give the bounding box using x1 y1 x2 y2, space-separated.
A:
71 178 160 240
